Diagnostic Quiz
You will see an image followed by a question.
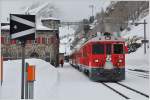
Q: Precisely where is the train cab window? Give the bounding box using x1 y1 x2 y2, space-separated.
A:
113 44 123 54
92 44 104 54
106 44 111 54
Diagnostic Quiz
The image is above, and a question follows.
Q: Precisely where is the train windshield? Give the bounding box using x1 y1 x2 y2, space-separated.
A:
92 44 104 54
113 44 123 54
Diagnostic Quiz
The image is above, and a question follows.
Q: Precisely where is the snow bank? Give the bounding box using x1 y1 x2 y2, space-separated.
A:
25 58 59 99
0 58 58 99
126 45 149 70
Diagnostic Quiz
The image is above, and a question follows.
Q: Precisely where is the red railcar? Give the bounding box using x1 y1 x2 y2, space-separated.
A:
70 32 126 81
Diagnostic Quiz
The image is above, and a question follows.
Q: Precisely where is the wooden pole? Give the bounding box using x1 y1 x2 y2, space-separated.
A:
0 56 3 86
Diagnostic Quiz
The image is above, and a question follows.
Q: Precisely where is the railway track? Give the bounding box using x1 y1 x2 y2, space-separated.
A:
101 82 149 99
128 69 149 74
126 70 149 79
102 82 130 99
116 82 149 98
127 72 149 79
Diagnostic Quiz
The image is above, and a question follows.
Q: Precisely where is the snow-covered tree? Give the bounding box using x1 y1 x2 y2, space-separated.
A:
126 35 143 53
24 2 60 20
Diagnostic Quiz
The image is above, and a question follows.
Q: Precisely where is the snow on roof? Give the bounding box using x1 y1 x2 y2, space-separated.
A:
41 17 60 21
1 25 10 30
36 24 55 31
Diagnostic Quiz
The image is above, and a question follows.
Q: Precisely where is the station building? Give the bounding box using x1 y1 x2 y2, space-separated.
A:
1 17 60 67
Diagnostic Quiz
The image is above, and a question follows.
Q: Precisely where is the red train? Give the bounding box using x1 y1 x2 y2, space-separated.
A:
70 32 127 81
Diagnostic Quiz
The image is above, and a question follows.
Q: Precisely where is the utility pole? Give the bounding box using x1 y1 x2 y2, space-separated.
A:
89 5 94 16
143 20 147 54
134 20 148 54
21 40 26 99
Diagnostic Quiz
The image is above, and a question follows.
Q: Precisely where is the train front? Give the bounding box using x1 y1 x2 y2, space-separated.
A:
89 33 125 81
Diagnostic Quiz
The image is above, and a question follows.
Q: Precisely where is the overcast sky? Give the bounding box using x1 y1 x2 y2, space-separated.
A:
0 0 110 22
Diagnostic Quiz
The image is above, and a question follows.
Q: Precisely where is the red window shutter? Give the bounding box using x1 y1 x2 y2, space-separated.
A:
10 40 13 44
14 40 16 44
40 37 42 44
48 38 51 44
42 37 45 44
36 37 39 43
1 37 4 44
13 40 16 44
51 37 54 43
35 38 38 43
37 37 39 44
3 37 6 44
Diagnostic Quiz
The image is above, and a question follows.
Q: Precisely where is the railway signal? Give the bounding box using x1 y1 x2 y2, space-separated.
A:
10 14 36 99
10 14 36 40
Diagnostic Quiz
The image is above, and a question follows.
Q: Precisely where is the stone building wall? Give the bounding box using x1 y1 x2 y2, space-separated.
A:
1 30 58 62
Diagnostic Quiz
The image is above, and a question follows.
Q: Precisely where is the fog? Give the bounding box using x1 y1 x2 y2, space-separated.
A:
0 0 109 22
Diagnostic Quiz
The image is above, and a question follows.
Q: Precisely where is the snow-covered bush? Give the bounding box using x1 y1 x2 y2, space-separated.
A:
126 36 143 53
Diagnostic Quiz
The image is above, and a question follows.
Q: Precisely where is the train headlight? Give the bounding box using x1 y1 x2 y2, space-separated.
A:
94 59 99 63
118 59 123 63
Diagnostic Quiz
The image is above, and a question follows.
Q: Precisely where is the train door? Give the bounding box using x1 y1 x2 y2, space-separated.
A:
104 44 113 69
106 44 111 54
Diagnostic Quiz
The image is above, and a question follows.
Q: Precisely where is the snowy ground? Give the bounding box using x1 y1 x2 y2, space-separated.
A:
0 59 58 99
0 57 149 100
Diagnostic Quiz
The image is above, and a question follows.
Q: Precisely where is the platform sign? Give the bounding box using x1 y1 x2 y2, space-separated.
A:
10 14 36 41
10 14 36 99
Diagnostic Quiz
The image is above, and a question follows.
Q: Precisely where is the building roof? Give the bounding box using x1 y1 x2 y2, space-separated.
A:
1 25 10 30
41 17 60 21
36 24 55 31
